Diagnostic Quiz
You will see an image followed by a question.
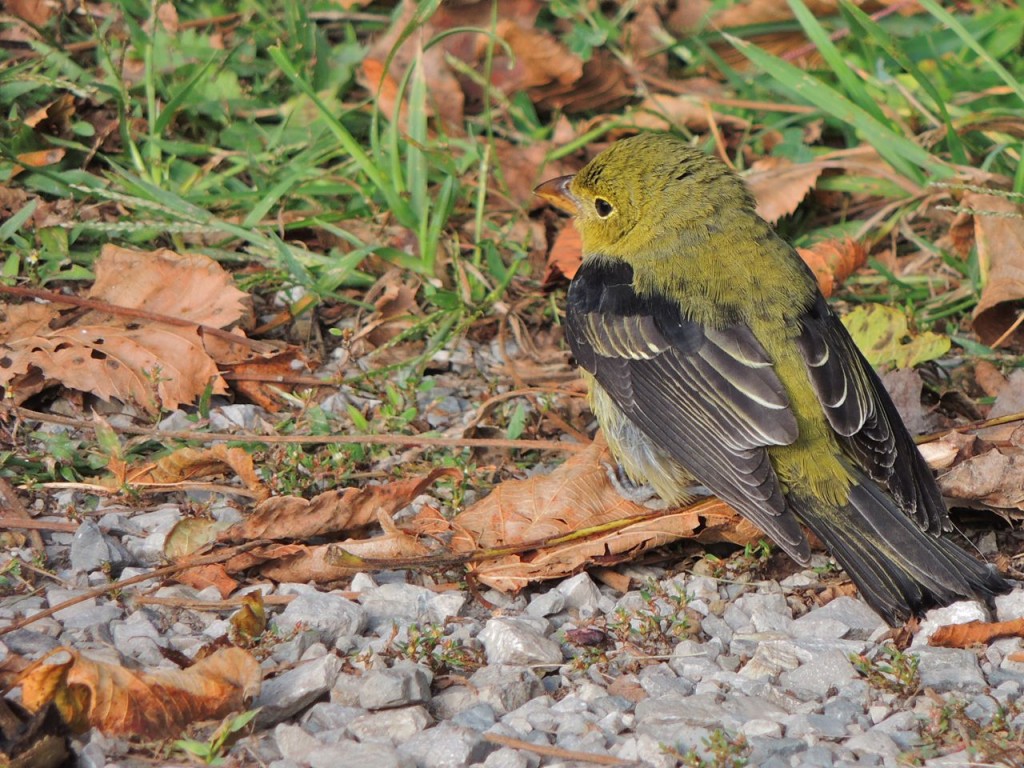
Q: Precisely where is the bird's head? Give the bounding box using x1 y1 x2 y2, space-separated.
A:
536 133 755 262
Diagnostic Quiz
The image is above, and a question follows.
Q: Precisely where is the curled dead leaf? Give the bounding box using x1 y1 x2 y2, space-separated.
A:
17 647 260 738
221 468 461 545
454 438 760 592
966 192 1024 348
797 238 868 298
937 449 1024 511
928 617 1024 648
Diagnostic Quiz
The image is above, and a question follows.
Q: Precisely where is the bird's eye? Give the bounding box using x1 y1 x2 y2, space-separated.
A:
594 197 614 218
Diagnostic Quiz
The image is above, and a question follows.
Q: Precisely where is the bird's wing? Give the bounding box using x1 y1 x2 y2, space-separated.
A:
566 259 811 561
795 292 947 532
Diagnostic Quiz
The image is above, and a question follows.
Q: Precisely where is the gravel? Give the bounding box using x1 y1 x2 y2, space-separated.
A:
6 524 1023 767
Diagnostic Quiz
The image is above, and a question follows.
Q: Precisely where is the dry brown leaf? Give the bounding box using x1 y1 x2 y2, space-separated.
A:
0 246 250 412
975 359 1009 398
359 2 465 131
17 647 260 738
928 617 1024 648
746 156 823 224
797 238 869 298
6 0 54 26
937 449 1024 510
453 438 760 592
11 148 65 179
97 444 265 498
222 468 461 544
494 139 580 210
491 19 582 93
230 591 267 644
542 221 583 284
967 192 1024 348
629 89 750 134
173 564 239 599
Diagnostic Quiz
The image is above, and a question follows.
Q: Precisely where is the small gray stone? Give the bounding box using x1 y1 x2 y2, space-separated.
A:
526 590 566 618
274 591 366 645
915 647 986 693
738 640 800 680
111 611 166 666
358 583 465 633
556 573 602 615
964 695 1000 726
482 747 537 768
45 589 117 629
256 653 343 726
670 640 718 681
478 617 562 666
2 629 61 657
397 722 492 768
70 520 132 573
784 713 848 739
308 741 414 768
358 662 433 710
270 629 321 665
300 703 366 734
639 665 694 698
780 649 858 700
701 613 734 644
740 718 783 738
799 745 837 767
845 730 901 758
798 597 886 640
995 589 1024 622
746 736 807 763
274 723 320 762
452 703 496 731
429 686 481 720
347 705 432 743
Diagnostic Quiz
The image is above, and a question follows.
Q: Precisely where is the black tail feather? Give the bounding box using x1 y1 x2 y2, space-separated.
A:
792 470 1009 625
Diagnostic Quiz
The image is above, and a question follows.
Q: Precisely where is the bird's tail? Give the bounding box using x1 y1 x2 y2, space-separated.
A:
791 468 1009 625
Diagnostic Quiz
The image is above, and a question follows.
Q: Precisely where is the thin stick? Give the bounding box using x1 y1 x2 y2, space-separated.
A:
0 284 263 349
0 542 264 637
12 407 587 453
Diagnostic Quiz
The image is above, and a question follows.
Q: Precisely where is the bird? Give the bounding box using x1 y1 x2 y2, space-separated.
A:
535 132 1010 625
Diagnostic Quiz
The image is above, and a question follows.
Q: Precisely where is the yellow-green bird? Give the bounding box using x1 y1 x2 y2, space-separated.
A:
537 133 1009 625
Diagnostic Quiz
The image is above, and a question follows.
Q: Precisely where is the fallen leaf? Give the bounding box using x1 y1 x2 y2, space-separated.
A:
6 0 53 27
542 221 582 283
967 192 1024 348
937 449 1024 510
230 591 267 644
745 156 823 224
928 617 1024 648
0 245 250 412
796 237 868 298
97 444 266 498
629 89 750 134
842 304 951 369
221 468 461 544
974 359 1009 398
879 368 933 436
454 438 760 592
989 370 1024 419
17 647 260 738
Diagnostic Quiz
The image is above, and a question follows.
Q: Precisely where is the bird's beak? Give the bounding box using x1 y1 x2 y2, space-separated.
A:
534 174 579 215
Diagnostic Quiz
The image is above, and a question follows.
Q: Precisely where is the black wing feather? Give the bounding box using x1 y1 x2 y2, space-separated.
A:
567 258 810 561
795 293 947 532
